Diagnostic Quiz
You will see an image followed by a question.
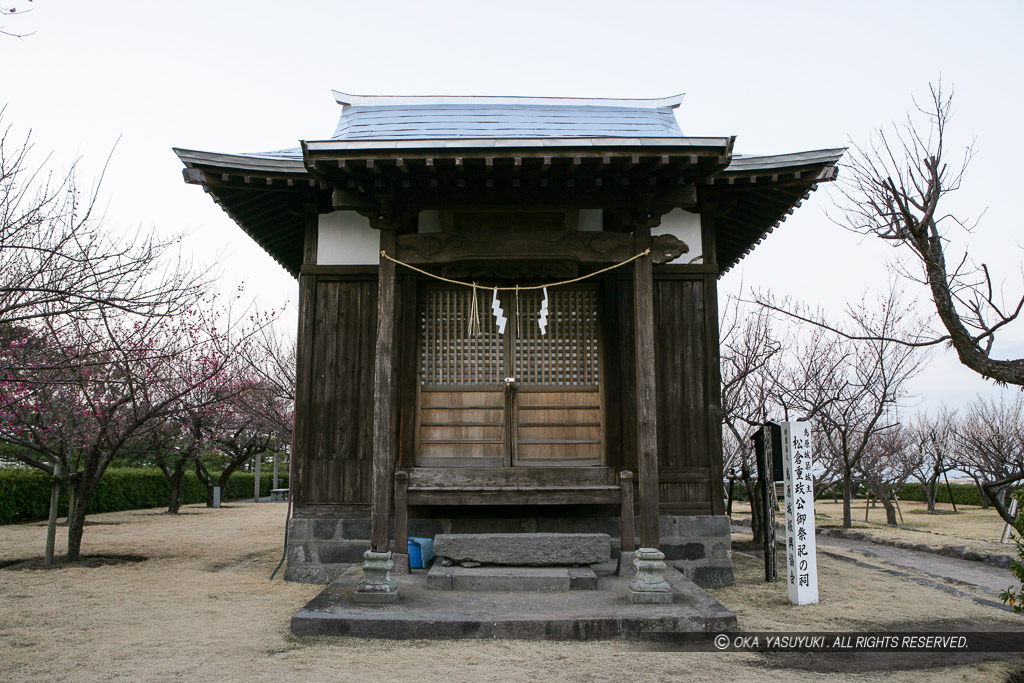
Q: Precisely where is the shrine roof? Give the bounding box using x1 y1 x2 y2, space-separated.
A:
327 92 686 141
173 91 844 277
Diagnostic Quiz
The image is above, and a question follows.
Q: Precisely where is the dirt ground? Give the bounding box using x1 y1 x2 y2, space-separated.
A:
2 503 1023 682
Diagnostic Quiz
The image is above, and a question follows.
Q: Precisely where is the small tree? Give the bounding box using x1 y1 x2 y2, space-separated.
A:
808 289 928 527
955 394 1024 525
857 422 915 526
194 388 277 508
906 409 958 513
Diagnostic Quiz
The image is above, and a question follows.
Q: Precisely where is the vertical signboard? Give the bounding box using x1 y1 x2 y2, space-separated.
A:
781 421 818 605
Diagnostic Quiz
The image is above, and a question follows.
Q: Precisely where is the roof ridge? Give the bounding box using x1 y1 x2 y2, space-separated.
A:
331 91 685 109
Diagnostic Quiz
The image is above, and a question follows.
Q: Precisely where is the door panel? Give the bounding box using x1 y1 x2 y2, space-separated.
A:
416 285 602 467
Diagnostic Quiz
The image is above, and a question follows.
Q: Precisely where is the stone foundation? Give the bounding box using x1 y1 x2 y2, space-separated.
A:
284 514 733 588
659 515 735 588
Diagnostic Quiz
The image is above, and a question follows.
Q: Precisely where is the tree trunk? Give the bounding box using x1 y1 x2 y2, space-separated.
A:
977 480 990 509
194 460 214 508
217 461 244 502
922 475 937 513
869 483 899 526
842 470 854 528
66 476 89 562
984 483 1017 526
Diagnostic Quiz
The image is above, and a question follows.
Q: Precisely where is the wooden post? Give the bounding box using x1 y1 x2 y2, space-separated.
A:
272 444 279 491
943 468 958 512
394 471 409 556
633 226 660 549
619 470 636 553
253 454 261 502
371 229 398 554
756 426 777 582
45 462 62 567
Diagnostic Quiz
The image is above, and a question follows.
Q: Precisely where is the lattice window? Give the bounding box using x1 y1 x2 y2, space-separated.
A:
515 288 599 386
419 288 504 386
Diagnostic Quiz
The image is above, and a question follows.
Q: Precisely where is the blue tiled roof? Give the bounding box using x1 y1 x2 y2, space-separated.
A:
329 103 685 141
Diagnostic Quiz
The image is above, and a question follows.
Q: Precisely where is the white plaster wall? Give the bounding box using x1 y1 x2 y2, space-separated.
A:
418 210 441 233
578 209 603 232
317 211 379 265
652 209 702 264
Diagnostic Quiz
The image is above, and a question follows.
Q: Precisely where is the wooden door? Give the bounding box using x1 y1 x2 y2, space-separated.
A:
416 286 602 467
511 288 602 466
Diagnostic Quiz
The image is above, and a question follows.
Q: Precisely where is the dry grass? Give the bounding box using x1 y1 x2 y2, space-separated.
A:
733 498 1017 559
0 503 1021 682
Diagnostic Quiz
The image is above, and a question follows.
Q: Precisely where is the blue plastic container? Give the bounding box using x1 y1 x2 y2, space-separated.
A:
408 537 435 569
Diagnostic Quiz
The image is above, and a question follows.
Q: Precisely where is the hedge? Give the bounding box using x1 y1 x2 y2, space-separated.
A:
896 482 986 507
0 467 288 525
728 480 993 507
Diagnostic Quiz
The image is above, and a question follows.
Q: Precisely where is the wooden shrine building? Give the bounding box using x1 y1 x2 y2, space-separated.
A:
176 91 842 588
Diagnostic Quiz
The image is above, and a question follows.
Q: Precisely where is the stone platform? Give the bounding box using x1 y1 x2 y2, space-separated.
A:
291 565 736 640
426 565 598 591
434 532 610 566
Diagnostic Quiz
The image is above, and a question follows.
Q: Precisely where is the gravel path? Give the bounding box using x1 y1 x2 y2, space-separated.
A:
817 534 1016 598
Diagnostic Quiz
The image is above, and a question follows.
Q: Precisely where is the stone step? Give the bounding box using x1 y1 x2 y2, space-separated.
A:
433 533 611 566
427 565 598 591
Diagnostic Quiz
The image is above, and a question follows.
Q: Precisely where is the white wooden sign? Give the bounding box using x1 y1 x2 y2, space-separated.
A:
781 421 819 605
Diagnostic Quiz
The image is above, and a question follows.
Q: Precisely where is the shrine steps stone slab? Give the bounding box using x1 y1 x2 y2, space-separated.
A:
291 566 736 640
433 532 610 566
426 565 598 591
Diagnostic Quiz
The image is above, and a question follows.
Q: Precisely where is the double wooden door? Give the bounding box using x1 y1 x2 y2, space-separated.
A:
416 285 603 467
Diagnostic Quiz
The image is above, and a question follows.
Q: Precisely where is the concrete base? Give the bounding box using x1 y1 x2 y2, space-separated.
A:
291 566 736 640
426 565 597 591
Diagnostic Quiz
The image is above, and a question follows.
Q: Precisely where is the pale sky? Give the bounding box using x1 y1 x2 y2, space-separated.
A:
2 0 1022 416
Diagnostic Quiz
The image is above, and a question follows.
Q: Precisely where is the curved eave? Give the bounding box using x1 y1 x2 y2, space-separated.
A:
304 136 730 152
174 148 306 174
174 149 316 278
709 148 846 275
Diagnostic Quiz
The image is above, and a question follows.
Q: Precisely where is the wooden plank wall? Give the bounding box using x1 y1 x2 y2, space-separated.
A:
604 269 725 516
292 267 724 518
293 270 417 517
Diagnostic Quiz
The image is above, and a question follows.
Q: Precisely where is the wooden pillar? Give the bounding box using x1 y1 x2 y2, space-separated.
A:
633 226 660 549
701 207 727 516
394 471 409 556
619 470 636 553
291 211 318 510
370 229 398 553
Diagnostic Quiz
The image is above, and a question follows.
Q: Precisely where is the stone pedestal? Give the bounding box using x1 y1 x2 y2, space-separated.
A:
627 547 672 604
617 550 637 578
353 550 399 604
390 552 410 575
